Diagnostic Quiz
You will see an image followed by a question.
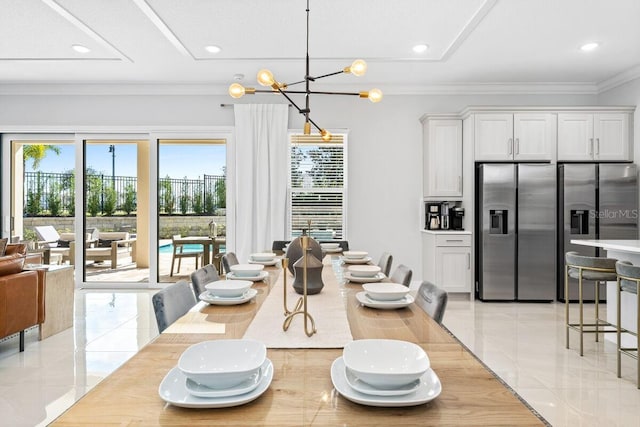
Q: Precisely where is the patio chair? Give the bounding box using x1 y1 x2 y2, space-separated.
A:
152 280 197 333
170 235 203 276
34 225 87 265
85 231 137 269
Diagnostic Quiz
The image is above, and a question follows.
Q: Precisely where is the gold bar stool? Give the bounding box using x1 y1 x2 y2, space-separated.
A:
615 261 640 388
565 252 618 356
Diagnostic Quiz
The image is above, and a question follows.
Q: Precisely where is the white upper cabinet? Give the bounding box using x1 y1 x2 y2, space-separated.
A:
474 113 554 161
558 113 630 161
422 118 463 198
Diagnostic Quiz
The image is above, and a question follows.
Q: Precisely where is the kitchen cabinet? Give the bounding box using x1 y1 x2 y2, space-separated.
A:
474 113 555 161
422 231 471 293
421 116 462 198
557 113 630 161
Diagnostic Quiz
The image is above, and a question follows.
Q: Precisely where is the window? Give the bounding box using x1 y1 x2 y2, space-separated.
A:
288 133 346 239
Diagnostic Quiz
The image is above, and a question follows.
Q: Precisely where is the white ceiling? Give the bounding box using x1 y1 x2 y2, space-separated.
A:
0 0 639 94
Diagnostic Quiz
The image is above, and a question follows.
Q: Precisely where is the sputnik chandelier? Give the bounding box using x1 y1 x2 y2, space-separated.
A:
228 0 382 142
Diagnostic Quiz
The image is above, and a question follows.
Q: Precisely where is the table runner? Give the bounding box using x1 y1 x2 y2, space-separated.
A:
242 259 353 348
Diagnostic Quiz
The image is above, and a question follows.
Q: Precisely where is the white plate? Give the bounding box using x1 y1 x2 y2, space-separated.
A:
186 368 262 398
322 247 343 253
344 272 385 284
344 366 421 397
249 258 280 266
331 357 441 407
342 256 373 265
159 359 273 408
199 289 258 305
226 271 269 282
356 292 415 309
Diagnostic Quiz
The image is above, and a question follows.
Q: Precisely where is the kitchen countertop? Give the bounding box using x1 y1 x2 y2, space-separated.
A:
570 239 640 254
422 229 471 235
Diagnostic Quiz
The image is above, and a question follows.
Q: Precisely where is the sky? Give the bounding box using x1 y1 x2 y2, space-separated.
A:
26 143 226 178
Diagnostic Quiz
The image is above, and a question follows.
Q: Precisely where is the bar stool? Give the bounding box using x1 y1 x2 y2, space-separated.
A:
565 251 618 356
615 261 640 388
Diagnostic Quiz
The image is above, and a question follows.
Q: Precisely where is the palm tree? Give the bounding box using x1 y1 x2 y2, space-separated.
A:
23 144 61 170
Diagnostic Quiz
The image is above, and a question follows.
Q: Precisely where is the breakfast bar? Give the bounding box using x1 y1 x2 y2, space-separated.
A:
52 257 545 426
571 239 640 346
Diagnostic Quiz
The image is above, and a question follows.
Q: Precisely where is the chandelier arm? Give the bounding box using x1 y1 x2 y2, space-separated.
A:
310 70 346 80
278 90 361 96
275 86 307 115
306 117 323 132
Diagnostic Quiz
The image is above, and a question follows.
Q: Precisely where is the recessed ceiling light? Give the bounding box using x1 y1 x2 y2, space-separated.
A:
580 42 599 52
205 45 222 54
413 44 429 53
72 44 90 53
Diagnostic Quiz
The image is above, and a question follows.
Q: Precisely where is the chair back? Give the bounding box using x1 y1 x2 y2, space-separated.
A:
222 252 239 273
390 264 412 287
616 260 640 294
415 281 448 324
152 280 197 333
377 252 393 277
190 264 220 300
34 226 61 248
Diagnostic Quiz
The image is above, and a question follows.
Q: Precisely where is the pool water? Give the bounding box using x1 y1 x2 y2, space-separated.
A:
159 244 225 254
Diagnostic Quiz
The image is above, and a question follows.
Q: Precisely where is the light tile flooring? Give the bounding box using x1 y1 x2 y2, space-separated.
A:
0 291 638 426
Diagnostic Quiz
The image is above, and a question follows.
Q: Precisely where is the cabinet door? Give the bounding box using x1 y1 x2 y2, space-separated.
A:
594 113 630 161
474 114 513 161
424 119 462 197
557 113 594 161
435 246 471 293
513 113 555 161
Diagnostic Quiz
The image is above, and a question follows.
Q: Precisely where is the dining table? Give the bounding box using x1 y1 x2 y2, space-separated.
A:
52 255 546 426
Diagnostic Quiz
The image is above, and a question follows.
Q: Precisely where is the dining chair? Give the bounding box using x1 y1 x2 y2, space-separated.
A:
377 252 393 277
565 251 618 356
415 281 448 324
222 252 239 274
170 235 203 277
190 264 220 301
152 280 197 333
615 260 640 388
390 264 412 287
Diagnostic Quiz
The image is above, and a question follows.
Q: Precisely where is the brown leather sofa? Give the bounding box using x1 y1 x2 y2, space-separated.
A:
0 244 46 352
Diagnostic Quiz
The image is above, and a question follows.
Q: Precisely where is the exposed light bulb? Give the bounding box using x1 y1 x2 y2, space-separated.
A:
228 83 246 98
580 42 599 52
368 88 383 103
320 129 332 142
257 69 275 86
346 59 367 76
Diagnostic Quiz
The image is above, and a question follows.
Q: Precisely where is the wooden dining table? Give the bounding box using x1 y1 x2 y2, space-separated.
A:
52 256 546 426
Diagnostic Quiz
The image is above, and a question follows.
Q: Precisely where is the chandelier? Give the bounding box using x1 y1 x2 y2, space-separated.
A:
228 0 382 142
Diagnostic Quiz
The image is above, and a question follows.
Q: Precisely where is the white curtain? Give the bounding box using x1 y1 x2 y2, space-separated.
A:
232 104 289 263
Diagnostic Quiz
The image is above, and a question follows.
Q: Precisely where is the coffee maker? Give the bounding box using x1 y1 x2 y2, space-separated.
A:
450 207 465 230
440 202 450 230
426 203 441 230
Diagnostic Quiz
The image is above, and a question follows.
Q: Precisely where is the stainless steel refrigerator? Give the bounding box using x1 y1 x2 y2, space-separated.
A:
557 163 638 301
477 164 556 301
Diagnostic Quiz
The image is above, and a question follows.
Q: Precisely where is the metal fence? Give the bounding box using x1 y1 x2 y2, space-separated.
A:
24 172 225 216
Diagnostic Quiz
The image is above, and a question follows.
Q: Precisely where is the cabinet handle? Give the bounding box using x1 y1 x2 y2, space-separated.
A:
467 253 470 269
589 138 593 155
508 138 513 155
595 138 600 155
446 239 464 242
515 138 520 155
458 176 462 192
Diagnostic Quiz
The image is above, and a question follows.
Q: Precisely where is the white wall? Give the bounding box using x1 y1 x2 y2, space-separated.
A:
0 91 597 279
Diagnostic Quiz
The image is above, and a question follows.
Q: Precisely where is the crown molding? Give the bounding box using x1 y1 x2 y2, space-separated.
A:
0 81 602 96
597 64 640 94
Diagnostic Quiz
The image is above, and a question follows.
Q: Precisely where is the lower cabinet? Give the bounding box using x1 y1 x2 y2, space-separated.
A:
422 231 471 293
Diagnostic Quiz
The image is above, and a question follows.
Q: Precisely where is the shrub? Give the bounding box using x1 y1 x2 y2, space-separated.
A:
123 184 137 215
47 183 62 216
103 186 117 216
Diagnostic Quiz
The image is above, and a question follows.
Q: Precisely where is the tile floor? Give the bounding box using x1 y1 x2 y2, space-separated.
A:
0 290 639 426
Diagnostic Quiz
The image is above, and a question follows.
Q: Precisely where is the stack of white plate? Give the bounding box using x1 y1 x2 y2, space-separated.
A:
158 339 274 408
342 251 372 264
227 264 268 281
200 279 257 305
249 252 279 266
356 282 415 309
345 265 384 283
331 339 442 407
321 242 342 253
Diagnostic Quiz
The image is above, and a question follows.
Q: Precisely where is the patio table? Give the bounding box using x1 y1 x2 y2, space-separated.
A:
172 235 226 269
51 256 545 426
